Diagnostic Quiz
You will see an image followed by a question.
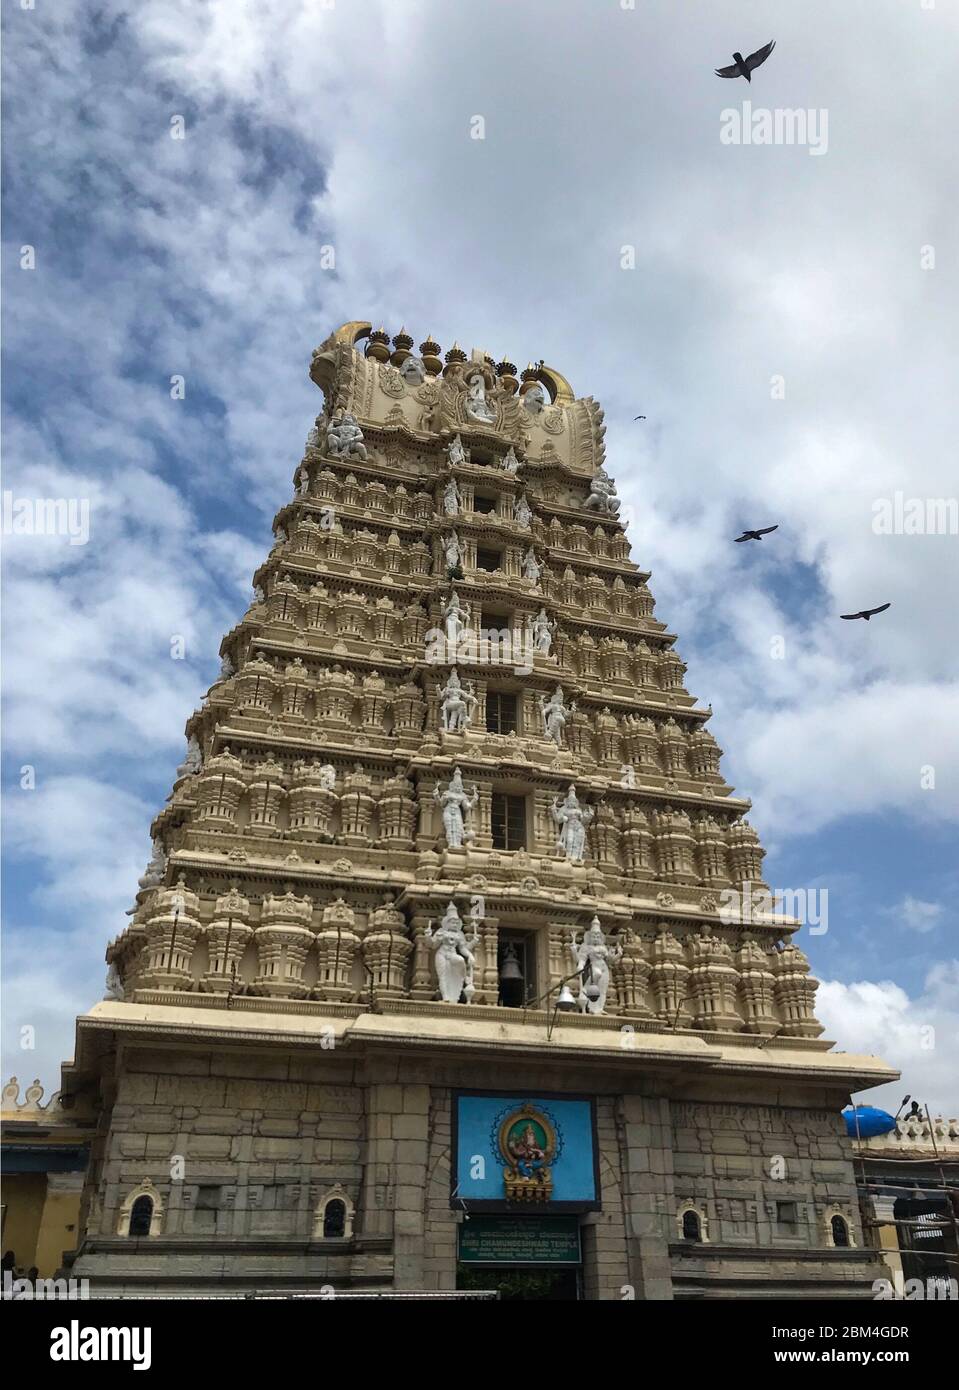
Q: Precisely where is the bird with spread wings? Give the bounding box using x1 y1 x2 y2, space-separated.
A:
716 40 776 82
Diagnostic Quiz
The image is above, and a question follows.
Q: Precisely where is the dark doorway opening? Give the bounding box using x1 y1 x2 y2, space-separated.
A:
455 1264 580 1300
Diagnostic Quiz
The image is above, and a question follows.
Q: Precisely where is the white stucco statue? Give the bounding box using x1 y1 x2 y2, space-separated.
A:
442 590 471 649
513 492 532 529
326 412 368 461
298 465 310 497
433 767 479 847
176 735 203 779
585 466 621 516
437 668 477 733
446 434 467 467
568 917 622 1014
465 370 496 423
540 685 573 745
531 608 555 656
442 529 463 571
522 546 541 584
138 837 167 889
551 785 594 862
218 653 235 680
104 962 125 1002
522 383 546 416
318 763 337 791
501 446 522 472
400 354 426 385
425 902 479 1003
620 764 636 789
443 476 461 517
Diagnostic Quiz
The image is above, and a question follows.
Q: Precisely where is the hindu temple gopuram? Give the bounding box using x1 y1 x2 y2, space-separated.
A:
60 321 896 1299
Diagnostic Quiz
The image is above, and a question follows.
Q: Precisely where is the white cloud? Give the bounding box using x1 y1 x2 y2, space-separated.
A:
882 896 945 935
819 964 959 1116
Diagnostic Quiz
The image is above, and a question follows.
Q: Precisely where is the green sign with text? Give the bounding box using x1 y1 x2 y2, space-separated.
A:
458 1216 581 1265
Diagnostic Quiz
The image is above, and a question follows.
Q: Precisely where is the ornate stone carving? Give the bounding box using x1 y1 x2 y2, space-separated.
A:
437 667 477 733
434 766 479 847
551 785 594 862
569 917 622 1014
425 902 479 1003
326 412 368 461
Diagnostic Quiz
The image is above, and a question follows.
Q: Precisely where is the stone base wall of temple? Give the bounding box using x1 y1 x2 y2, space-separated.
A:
67 1041 885 1300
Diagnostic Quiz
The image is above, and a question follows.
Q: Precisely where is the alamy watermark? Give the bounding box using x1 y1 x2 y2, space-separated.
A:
3 490 90 545
872 492 958 535
425 625 534 678
721 102 828 156
3 1270 90 1300
719 881 829 935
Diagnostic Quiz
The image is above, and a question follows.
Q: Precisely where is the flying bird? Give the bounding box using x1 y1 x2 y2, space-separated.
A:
634 415 646 421
734 525 779 542
840 603 891 621
715 40 776 82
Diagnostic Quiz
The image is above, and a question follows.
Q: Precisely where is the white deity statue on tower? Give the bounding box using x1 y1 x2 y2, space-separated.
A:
318 763 337 791
513 492 533 529
400 354 426 385
437 668 478 732
531 608 555 656
522 546 541 584
446 433 467 467
500 445 522 473
539 685 573 745
522 382 547 416
425 902 479 1003
441 590 471 652
433 767 479 848
465 370 496 423
551 784 594 862
442 529 463 573
585 466 621 516
443 475 461 517
620 764 636 789
568 917 622 1014
325 412 368 461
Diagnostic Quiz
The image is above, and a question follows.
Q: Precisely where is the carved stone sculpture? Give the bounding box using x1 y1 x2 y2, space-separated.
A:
433 767 479 847
399 354 426 385
176 736 203 779
446 434 467 467
326 412 368 461
437 667 477 732
443 476 461 517
585 466 621 516
425 901 479 1003
465 370 496 423
551 784 594 862
540 685 573 745
531 608 555 656
568 917 622 1014
514 492 533 528
522 547 541 584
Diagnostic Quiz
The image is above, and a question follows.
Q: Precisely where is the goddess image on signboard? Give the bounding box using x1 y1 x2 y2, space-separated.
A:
497 1103 558 1203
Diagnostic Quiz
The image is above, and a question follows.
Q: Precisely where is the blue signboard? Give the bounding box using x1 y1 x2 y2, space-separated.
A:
453 1092 599 1211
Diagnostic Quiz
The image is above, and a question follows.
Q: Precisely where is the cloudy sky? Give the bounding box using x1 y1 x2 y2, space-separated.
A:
3 1 957 1113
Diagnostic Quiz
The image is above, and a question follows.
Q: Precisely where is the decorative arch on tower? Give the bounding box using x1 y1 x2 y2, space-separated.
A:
676 1199 709 1243
117 1179 164 1238
823 1204 855 1248
312 1184 355 1240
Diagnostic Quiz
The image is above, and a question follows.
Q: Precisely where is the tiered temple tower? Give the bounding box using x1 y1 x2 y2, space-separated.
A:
63 322 895 1299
